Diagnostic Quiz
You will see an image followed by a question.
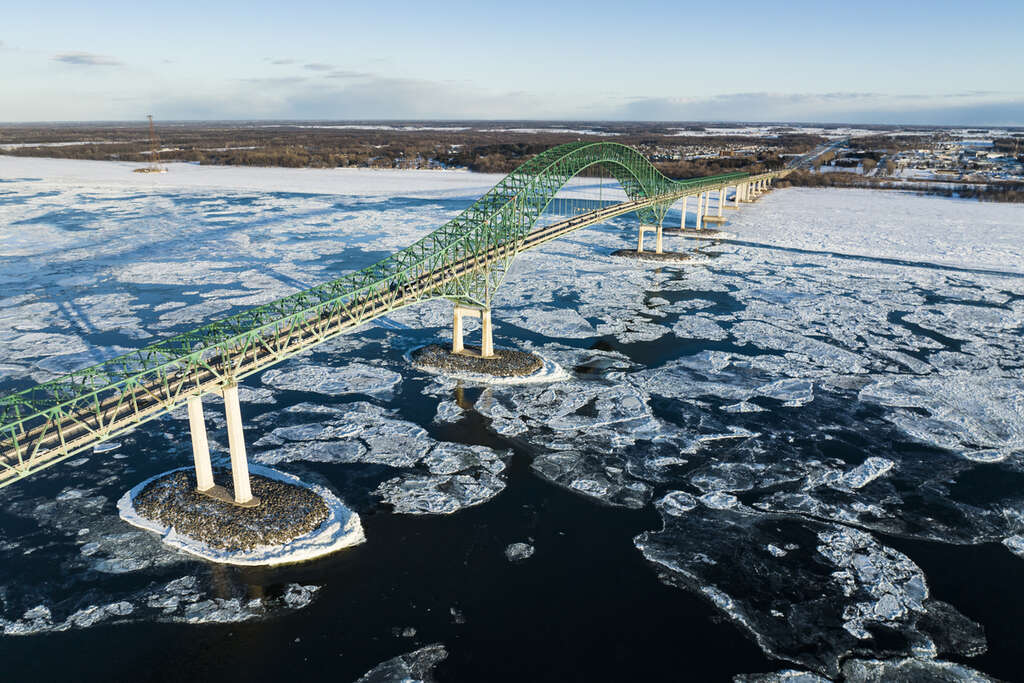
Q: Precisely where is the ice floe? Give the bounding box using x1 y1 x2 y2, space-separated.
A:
262 362 402 399
505 542 535 561
376 443 509 514
636 502 986 677
859 374 1024 460
355 643 448 683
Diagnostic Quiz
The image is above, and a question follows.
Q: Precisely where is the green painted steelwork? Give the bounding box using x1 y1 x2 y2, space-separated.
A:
0 141 788 487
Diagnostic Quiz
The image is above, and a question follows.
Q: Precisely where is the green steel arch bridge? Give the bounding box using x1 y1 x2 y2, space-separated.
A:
0 141 789 499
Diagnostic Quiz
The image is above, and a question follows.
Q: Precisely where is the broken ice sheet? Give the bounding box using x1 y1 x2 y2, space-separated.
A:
839 656 999 682
355 643 448 683
626 352 821 409
254 402 429 468
502 307 596 338
859 374 1024 460
375 443 510 514
635 500 986 678
262 362 402 399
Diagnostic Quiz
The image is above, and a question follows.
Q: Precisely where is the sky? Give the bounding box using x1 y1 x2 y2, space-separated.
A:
1 0 1022 125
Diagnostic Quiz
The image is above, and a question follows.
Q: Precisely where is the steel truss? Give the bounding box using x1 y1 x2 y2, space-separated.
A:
0 142 788 487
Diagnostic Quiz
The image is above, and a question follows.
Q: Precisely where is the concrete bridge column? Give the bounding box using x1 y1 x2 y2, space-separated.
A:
655 218 664 254
733 184 741 207
222 382 255 506
452 304 494 358
679 195 688 229
695 192 705 230
717 188 725 218
187 395 214 492
481 309 494 358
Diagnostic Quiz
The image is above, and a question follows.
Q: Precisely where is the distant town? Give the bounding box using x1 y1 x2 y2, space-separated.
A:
2 120 1022 201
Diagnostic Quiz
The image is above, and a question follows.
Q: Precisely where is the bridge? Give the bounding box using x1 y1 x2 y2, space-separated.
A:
0 141 789 505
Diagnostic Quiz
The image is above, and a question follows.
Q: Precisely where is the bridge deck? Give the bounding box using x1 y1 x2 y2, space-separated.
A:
0 145 789 488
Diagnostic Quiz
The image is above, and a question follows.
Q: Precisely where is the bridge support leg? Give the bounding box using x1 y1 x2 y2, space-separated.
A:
695 192 705 230
637 224 646 252
734 184 741 207
655 220 664 254
452 306 465 354
680 195 687 229
481 308 494 358
717 188 725 218
187 395 214 492
452 304 494 358
222 383 255 506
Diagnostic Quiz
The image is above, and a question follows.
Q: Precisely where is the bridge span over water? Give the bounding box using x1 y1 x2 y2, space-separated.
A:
0 142 790 501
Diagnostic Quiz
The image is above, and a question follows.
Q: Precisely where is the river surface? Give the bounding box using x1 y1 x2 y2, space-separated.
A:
1 159 1023 681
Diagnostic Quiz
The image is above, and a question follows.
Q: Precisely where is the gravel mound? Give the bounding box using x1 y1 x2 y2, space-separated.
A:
133 469 329 552
610 249 698 263
411 344 543 377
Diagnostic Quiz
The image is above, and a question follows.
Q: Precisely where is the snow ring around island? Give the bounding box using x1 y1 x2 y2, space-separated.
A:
404 345 569 385
117 465 365 566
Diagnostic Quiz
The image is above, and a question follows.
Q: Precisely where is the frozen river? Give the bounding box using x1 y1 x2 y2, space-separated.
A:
1 156 1023 681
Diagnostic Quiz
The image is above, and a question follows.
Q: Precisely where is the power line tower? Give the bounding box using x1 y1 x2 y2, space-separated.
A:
133 114 166 173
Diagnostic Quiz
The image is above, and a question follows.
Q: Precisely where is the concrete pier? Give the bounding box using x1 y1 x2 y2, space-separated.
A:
223 383 256 506
186 395 214 492
452 303 494 358
702 188 728 223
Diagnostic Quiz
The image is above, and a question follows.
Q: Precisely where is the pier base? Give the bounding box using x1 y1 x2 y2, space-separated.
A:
662 228 735 240
118 465 364 566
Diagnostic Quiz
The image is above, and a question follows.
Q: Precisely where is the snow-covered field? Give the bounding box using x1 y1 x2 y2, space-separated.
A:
1 156 1023 679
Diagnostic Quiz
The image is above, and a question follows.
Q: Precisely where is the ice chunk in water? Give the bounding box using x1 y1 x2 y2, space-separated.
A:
253 401 431 468
859 375 1024 459
355 643 448 683
836 457 894 491
262 362 401 399
733 671 830 683
505 542 535 561
504 308 596 338
672 315 729 341
1002 535 1024 559
532 452 653 509
636 503 986 677
840 656 999 682
376 443 509 514
658 491 698 516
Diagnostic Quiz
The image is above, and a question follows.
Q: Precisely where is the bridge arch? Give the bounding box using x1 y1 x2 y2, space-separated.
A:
385 141 710 307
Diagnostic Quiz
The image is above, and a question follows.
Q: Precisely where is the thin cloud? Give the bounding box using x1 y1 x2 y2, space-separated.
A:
236 77 307 86
304 63 334 72
52 51 123 66
325 70 371 79
267 58 295 65
150 75 557 120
